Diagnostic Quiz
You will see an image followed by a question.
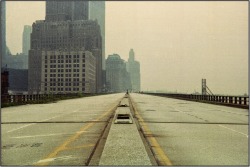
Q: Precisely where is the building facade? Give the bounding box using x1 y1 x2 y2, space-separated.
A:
29 50 96 94
1 1 6 68
46 1 89 22
106 54 131 92
126 49 140 92
89 1 105 69
29 1 103 93
1 69 9 95
22 25 32 55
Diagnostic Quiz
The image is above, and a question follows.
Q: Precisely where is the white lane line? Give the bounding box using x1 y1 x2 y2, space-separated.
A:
36 155 75 163
11 133 73 139
219 125 248 138
7 110 79 133
7 123 36 133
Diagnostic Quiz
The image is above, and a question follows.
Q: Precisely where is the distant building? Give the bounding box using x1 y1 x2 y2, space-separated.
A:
89 1 106 91
89 1 105 69
1 69 9 95
7 68 28 93
29 1 103 93
29 50 96 94
106 54 131 92
2 47 28 69
126 49 140 92
22 25 32 55
1 68 28 94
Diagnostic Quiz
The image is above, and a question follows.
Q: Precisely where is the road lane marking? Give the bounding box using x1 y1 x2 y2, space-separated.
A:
7 123 36 133
219 125 248 138
63 144 95 150
36 155 75 164
10 133 76 139
130 97 173 166
34 101 119 166
6 110 79 133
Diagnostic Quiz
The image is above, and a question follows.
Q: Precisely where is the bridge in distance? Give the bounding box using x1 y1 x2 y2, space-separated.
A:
1 93 248 166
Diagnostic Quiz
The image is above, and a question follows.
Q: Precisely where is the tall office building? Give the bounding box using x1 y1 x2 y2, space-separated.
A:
106 54 131 92
89 1 105 69
22 25 32 55
126 49 140 92
1 1 6 67
46 1 89 21
29 0 102 94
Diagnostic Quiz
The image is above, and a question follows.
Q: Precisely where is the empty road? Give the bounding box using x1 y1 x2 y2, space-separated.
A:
1 93 248 166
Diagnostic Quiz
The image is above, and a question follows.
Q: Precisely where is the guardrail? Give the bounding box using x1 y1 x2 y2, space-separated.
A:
143 93 249 109
1 93 98 107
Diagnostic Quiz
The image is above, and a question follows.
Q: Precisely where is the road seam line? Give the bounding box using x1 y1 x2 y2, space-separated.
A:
130 96 173 166
6 110 79 133
33 103 118 166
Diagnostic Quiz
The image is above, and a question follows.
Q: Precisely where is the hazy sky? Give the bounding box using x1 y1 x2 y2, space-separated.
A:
6 1 248 95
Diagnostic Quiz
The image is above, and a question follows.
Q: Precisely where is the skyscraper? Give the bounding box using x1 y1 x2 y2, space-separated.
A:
1 1 6 67
22 25 32 55
29 0 103 94
46 1 89 21
89 1 105 69
106 54 131 92
127 49 141 92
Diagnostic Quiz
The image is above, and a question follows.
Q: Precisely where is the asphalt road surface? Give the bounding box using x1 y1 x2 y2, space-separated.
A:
1 93 123 165
1 93 248 166
130 93 248 166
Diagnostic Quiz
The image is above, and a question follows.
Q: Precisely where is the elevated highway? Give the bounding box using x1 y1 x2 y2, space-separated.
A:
1 93 248 166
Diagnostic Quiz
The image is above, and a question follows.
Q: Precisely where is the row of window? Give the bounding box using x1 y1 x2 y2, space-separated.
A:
45 78 86 82
46 59 84 64
45 82 83 86
45 54 84 59
47 64 86 68
45 87 85 91
47 69 82 73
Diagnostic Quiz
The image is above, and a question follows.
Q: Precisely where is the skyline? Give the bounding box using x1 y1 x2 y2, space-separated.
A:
5 1 248 95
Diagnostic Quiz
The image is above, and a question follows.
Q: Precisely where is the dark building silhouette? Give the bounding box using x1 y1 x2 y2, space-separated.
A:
106 54 131 92
1 68 28 94
29 0 103 94
8 68 28 93
1 69 9 95
2 47 28 69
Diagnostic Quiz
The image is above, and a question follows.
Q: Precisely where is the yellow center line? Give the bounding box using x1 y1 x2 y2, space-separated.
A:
34 100 119 166
63 144 95 151
130 96 173 166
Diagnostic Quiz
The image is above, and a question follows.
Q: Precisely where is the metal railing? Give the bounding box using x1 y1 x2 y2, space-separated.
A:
143 93 249 109
1 93 87 106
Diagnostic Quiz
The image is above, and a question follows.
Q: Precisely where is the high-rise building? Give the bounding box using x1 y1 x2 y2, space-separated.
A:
1 1 6 67
46 1 89 21
29 50 96 94
29 0 103 94
126 49 140 92
106 54 131 92
22 25 32 55
89 1 105 69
